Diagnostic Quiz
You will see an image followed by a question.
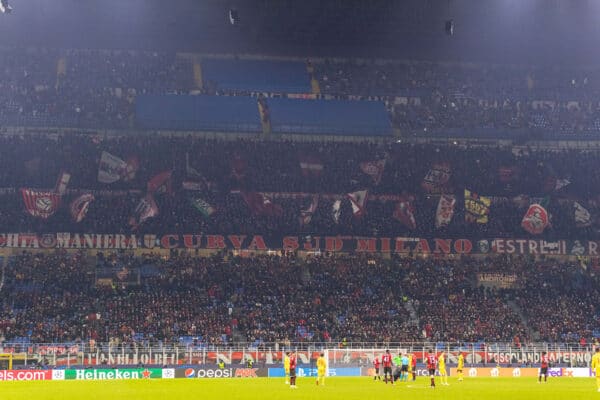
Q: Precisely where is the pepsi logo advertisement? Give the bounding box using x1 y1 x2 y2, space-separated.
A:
174 368 268 378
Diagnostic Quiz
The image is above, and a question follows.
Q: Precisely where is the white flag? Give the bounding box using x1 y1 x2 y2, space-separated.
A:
347 190 368 217
98 151 127 183
435 195 456 228
574 201 591 228
555 178 571 191
332 200 341 224
54 170 71 195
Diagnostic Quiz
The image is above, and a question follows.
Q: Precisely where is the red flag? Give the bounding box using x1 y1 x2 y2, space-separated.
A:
393 196 416 229
242 192 283 216
360 159 386 185
122 156 140 182
21 189 61 219
521 204 549 235
498 166 517 183
147 171 173 194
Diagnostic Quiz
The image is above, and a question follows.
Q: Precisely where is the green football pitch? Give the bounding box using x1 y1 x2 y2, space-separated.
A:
0 377 597 400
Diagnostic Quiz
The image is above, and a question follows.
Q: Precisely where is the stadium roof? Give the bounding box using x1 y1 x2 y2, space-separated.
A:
1 0 600 65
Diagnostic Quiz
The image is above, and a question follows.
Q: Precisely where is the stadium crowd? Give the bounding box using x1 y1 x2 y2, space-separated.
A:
0 251 596 345
0 135 597 239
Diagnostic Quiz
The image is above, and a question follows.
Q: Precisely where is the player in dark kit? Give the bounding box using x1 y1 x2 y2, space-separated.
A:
426 349 437 388
289 352 298 389
411 352 417 381
381 350 393 384
373 355 381 381
538 351 549 383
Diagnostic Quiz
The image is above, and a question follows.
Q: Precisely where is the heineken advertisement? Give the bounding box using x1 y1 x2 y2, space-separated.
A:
0 232 599 256
63 368 171 380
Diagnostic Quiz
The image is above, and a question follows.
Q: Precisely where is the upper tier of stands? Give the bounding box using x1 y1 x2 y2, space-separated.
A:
4 48 600 139
202 59 311 93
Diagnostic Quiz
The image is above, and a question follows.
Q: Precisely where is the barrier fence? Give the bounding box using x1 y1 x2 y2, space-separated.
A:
0 342 596 369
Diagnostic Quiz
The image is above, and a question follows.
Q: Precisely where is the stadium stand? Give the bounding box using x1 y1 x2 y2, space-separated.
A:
202 59 311 94
1 46 600 358
267 98 392 136
0 251 596 345
3 48 600 138
135 95 263 132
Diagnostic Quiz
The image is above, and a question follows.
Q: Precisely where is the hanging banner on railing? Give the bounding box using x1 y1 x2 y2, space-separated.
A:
0 232 599 257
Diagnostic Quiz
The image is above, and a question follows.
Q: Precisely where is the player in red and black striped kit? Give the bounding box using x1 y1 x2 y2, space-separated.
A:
538 351 549 383
426 349 437 388
373 356 381 381
381 350 393 384
289 352 298 389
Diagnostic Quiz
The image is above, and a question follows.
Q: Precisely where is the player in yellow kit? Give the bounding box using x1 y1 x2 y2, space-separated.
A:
457 353 464 381
592 348 600 392
284 352 291 385
438 352 449 386
316 353 327 386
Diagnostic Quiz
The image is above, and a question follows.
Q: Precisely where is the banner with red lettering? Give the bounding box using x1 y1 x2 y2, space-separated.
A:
21 189 61 219
0 233 585 257
435 195 456 228
70 193 95 223
360 159 386 185
521 204 549 235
